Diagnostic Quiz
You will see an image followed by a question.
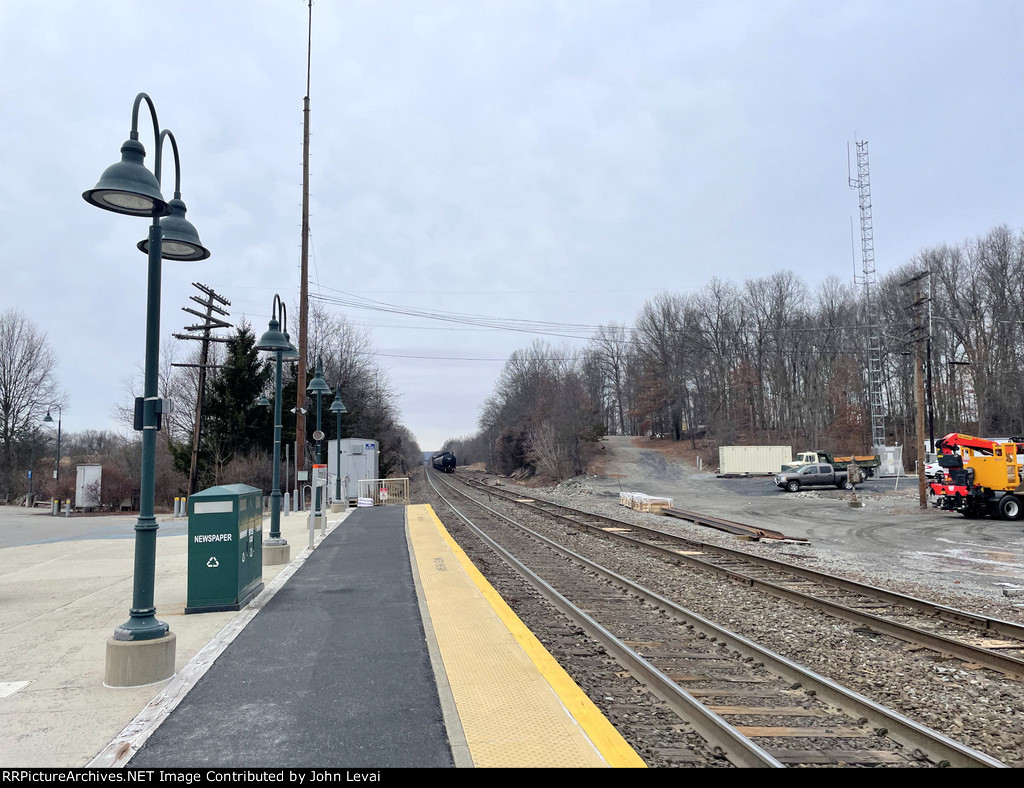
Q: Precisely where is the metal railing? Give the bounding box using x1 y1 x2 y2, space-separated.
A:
357 478 409 506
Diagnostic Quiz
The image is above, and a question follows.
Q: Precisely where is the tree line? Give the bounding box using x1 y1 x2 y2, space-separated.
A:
447 225 1024 479
0 299 422 508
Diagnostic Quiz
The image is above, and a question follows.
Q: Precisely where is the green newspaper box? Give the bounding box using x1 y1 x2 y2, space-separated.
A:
186 484 264 614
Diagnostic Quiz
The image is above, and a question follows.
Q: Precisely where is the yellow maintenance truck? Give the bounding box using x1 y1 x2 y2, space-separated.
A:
932 433 1024 520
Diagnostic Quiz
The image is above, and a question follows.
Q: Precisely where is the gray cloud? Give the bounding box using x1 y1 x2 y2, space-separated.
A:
2 0 1021 450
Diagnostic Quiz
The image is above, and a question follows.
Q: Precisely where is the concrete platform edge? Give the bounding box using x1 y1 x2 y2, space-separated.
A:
405 513 473 768
89 510 354 768
417 504 646 768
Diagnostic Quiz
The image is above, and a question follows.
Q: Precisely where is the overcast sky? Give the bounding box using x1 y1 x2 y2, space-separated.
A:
2 1 1022 451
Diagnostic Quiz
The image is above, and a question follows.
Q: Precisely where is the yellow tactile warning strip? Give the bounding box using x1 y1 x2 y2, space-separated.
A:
406 504 646 768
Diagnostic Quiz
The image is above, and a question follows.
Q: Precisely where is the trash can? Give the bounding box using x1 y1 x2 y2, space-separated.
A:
185 484 264 614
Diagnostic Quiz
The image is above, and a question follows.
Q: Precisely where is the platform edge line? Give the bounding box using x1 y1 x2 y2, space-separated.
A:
405 507 474 768
420 504 646 768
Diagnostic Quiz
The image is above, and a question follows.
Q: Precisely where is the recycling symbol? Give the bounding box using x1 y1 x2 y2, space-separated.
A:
207 557 220 568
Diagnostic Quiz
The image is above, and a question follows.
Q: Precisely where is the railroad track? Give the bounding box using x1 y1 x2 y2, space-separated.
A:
425 468 1005 768
456 475 1024 679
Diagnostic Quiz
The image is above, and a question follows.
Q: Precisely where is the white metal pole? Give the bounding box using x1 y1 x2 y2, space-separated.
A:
308 495 315 549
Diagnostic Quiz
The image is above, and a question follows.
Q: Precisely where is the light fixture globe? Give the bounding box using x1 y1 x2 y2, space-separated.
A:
83 138 171 217
43 410 54 423
137 198 210 261
256 318 291 353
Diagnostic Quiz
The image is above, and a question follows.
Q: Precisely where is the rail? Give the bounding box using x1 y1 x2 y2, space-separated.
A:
458 475 1024 678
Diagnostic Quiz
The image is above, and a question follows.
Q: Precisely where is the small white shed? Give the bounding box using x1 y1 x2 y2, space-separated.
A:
76 464 102 509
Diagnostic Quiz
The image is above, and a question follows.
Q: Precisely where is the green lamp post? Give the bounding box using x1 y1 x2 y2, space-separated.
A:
329 384 348 501
42 405 62 494
306 357 331 519
83 93 208 686
256 296 299 562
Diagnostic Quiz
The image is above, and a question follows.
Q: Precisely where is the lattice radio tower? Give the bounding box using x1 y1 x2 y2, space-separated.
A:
849 141 886 450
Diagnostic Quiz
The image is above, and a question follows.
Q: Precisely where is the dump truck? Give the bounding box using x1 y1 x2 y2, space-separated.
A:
781 450 880 477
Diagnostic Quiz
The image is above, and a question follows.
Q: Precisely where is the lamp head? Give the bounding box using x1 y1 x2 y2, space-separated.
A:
83 137 171 217
281 332 300 363
137 198 210 261
43 410 53 424
255 317 291 353
258 396 271 408
307 358 331 395
330 385 347 414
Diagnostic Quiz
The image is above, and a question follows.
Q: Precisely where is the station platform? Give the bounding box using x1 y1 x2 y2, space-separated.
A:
95 504 644 768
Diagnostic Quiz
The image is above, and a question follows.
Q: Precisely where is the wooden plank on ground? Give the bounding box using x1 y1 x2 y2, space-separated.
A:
737 726 871 738
687 688 780 698
969 638 1024 650
668 674 770 683
709 706 819 716
769 749 908 765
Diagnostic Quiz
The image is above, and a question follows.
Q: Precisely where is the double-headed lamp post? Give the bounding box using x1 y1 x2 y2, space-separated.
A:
42 405 62 497
307 357 331 519
256 296 299 565
329 384 347 502
83 92 209 687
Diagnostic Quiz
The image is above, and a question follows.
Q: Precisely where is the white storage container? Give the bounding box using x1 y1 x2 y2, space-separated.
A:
719 446 792 475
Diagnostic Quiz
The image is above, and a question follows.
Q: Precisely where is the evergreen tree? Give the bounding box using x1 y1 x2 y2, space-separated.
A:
201 322 274 482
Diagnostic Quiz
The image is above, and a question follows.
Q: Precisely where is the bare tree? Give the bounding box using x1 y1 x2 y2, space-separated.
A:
589 323 634 435
0 310 63 498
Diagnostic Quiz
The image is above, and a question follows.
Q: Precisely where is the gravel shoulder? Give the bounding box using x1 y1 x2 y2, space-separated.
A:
422 437 1024 767
536 435 1024 620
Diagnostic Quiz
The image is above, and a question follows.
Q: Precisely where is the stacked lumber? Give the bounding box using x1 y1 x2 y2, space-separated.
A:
619 492 674 513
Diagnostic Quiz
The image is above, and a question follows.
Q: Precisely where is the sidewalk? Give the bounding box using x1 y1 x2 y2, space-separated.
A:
0 507 338 768
124 506 455 768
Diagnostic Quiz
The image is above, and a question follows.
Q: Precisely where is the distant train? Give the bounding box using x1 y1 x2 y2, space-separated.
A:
431 451 457 473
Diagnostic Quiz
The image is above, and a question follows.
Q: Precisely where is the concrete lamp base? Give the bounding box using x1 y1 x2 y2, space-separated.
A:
105 632 177 688
263 542 291 566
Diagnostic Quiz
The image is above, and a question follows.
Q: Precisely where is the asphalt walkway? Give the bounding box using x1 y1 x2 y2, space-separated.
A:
128 506 452 768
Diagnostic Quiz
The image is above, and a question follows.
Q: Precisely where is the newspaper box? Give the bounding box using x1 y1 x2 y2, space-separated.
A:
186 484 263 614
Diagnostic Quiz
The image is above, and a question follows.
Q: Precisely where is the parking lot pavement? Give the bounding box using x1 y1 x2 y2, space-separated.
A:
0 507 338 768
0 505 187 550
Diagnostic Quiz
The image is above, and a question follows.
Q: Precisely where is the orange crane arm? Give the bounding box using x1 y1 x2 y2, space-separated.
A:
935 433 999 454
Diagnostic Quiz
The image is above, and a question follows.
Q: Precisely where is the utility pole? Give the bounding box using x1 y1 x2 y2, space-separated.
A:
902 270 930 510
296 0 313 484
172 283 232 495
926 275 936 452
